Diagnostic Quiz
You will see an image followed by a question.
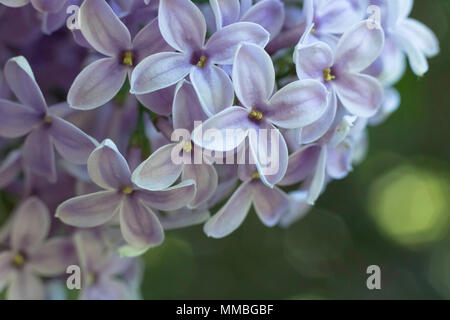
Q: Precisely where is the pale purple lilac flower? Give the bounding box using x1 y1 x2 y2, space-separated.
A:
368 0 439 81
192 43 328 187
130 0 271 116
56 139 196 251
283 113 368 204
0 197 75 300
132 80 218 208
295 20 385 123
0 56 97 182
68 0 173 111
204 163 290 238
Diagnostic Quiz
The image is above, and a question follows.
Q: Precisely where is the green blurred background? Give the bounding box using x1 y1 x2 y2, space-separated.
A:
139 1 450 300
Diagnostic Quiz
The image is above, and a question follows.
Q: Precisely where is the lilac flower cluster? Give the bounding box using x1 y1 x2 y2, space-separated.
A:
0 0 439 299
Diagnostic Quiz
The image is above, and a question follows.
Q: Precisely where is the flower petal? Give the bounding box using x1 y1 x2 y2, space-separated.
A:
394 32 428 76
0 150 22 189
279 191 312 227
248 122 288 187
241 0 285 39
136 85 176 116
334 72 383 118
300 90 337 143
334 20 385 73
119 197 164 248
132 18 172 60
0 99 41 138
314 0 363 34
203 180 253 238
190 65 234 116
131 143 183 191
191 107 253 152
159 207 210 230
232 43 274 108
30 0 65 13
159 0 206 52
130 52 191 94
41 9 67 35
307 146 327 205
173 80 208 131
79 0 131 56
295 41 334 81
397 19 439 58
56 191 121 228
327 143 352 180
68 58 128 110
87 139 132 190
0 0 29 8
252 182 289 227
182 163 218 208
267 79 328 129
279 144 322 186
377 38 406 85
11 197 50 251
22 126 56 181
206 22 270 65
4 56 47 114
82 279 131 300
28 238 75 276
136 180 196 211
7 271 45 300
210 0 240 29
50 116 97 165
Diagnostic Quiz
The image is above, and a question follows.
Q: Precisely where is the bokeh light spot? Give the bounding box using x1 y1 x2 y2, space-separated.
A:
368 165 449 248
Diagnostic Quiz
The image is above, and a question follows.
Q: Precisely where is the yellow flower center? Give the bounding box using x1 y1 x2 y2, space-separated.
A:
310 27 316 35
122 186 133 195
196 56 207 68
122 51 134 67
249 109 263 121
12 253 25 267
252 172 260 179
86 273 96 285
44 115 52 124
323 67 336 82
183 141 193 153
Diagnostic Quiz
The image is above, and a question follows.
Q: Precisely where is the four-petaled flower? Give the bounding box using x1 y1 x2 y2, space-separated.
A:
193 43 328 187
0 56 97 182
56 139 196 251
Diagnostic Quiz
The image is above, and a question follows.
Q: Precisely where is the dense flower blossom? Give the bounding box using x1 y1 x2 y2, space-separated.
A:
0 0 440 300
